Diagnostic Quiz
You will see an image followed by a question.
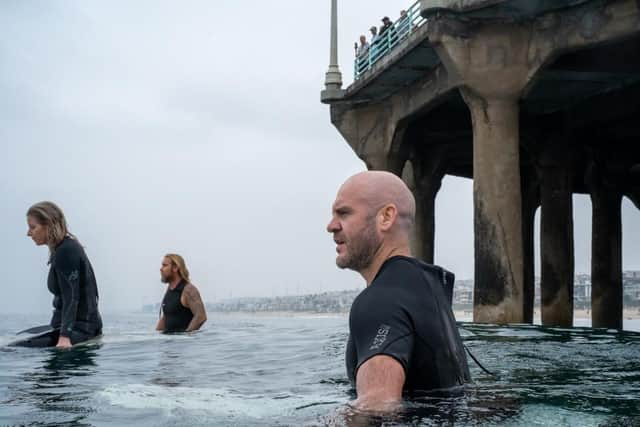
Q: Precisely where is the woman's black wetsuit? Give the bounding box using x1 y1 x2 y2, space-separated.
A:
13 237 102 347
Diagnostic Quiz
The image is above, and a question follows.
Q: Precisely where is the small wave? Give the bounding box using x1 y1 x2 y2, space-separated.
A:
98 383 338 418
98 332 176 345
0 336 12 347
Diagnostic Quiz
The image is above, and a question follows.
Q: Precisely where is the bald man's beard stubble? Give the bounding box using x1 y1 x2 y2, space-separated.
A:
336 218 381 272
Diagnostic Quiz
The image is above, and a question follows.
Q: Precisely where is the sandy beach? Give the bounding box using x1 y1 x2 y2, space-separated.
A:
573 308 640 320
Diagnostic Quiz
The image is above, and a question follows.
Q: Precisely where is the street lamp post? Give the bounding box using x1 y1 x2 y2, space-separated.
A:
321 0 345 102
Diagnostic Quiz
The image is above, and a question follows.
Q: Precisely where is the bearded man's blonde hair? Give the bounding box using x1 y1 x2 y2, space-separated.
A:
164 253 191 284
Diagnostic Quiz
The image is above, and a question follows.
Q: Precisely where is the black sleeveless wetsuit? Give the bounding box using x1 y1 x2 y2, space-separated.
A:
346 256 471 396
161 281 194 332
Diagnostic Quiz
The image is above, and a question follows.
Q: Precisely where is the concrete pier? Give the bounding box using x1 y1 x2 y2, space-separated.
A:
322 0 640 326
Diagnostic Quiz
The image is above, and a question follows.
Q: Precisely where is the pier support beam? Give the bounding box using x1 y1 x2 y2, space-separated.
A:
408 147 447 263
357 119 408 176
327 104 409 176
520 156 539 324
589 167 623 329
539 141 575 327
428 21 549 323
466 95 524 323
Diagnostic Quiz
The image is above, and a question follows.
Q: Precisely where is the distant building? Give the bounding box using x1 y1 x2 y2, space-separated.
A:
453 280 473 307
141 271 640 313
623 271 640 280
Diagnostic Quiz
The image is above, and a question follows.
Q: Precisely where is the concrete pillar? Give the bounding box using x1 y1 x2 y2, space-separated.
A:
590 185 623 329
363 153 405 175
464 94 525 323
520 159 539 324
407 149 447 264
412 178 441 264
356 115 409 177
539 143 575 327
426 20 551 323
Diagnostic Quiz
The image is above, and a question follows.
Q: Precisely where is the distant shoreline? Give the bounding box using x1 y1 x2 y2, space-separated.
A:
570 308 640 320
208 308 640 320
210 311 347 318
453 309 640 321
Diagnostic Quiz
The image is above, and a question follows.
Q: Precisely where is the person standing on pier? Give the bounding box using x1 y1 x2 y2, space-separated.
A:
356 35 370 58
327 171 470 411
378 16 396 49
397 10 410 39
355 35 370 74
368 25 379 58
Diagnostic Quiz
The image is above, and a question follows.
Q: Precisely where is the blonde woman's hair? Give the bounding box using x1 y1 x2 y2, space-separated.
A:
165 253 190 284
27 201 75 253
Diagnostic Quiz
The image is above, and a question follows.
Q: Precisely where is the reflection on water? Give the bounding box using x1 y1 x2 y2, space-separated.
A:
150 340 191 388
3 345 99 426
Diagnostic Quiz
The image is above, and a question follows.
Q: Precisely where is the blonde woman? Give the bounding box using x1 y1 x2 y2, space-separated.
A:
24 201 102 348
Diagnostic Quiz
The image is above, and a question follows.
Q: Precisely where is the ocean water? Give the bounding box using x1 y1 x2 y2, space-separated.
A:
1 312 639 426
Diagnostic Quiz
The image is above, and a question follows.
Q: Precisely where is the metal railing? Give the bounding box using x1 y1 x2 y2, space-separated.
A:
353 1 426 80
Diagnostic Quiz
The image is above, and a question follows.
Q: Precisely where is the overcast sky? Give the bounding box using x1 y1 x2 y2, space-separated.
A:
1 1 638 314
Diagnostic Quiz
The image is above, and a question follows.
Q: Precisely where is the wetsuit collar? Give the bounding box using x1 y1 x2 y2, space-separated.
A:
54 237 64 249
370 255 414 284
371 256 451 286
48 236 70 264
169 280 185 291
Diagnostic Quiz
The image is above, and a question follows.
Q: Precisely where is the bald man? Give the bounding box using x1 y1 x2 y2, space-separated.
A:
327 171 470 411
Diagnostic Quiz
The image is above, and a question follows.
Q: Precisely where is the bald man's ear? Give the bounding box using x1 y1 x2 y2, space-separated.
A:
378 204 398 231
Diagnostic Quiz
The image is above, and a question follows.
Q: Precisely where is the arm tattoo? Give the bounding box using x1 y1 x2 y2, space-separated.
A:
184 285 207 331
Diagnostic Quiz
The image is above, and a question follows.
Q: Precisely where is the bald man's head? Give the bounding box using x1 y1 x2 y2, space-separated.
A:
327 171 416 274
339 171 416 234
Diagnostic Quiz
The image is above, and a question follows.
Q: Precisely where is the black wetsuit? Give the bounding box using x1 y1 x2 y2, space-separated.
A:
161 281 193 332
346 256 471 395
48 237 102 344
12 237 103 347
